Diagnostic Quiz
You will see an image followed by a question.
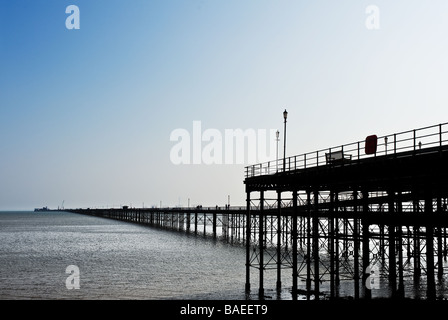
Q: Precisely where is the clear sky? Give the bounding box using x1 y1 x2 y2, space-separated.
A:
1 0 448 210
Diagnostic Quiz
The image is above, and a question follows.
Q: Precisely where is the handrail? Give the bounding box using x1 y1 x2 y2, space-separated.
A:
244 122 448 178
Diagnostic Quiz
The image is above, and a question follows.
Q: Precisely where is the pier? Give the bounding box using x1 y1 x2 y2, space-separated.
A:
244 122 448 300
67 122 448 300
67 206 248 244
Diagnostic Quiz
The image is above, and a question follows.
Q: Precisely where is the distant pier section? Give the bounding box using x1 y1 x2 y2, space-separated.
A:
66 206 249 243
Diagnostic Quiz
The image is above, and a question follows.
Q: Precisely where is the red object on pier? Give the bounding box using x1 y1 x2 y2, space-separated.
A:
365 135 378 155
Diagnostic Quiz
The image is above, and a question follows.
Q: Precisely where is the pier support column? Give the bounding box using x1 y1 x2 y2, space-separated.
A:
329 190 335 299
180 212 183 231
276 190 282 293
397 193 405 298
388 191 397 298
306 190 312 300
397 226 404 298
425 195 436 300
313 190 320 300
426 225 435 300
353 190 360 300
245 191 251 293
292 190 298 300
186 212 190 233
362 190 371 299
437 198 444 280
413 225 421 279
213 212 217 239
335 194 340 288
413 199 421 284
259 190 265 299
194 212 198 235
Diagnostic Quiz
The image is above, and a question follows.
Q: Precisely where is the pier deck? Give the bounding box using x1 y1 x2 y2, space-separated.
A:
244 122 448 300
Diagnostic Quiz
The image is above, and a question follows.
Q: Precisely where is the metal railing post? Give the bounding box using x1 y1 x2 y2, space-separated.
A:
394 134 397 157
357 142 360 162
413 129 416 153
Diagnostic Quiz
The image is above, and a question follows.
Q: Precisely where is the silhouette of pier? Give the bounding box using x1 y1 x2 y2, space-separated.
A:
67 122 448 300
244 122 448 300
67 206 248 244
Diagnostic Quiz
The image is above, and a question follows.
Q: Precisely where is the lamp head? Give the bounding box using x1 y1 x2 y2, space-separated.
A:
283 109 288 120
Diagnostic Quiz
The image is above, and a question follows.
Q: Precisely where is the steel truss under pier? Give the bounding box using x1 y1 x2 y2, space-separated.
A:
68 206 248 244
244 122 448 300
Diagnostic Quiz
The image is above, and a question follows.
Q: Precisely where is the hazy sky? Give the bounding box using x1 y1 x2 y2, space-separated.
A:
1 0 448 210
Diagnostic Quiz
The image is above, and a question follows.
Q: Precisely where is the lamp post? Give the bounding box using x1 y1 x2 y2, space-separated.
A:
283 109 288 172
276 130 280 172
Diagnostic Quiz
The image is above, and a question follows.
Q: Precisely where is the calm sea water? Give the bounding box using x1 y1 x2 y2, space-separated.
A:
2 211 447 300
0 211 292 300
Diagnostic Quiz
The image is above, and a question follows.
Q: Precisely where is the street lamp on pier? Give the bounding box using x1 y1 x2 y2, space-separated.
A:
283 109 288 172
276 130 280 172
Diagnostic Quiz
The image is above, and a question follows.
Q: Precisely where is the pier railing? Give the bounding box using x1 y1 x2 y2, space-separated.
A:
245 122 448 178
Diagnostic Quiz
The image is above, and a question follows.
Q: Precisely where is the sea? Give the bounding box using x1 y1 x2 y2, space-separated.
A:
0 210 289 300
2 210 447 303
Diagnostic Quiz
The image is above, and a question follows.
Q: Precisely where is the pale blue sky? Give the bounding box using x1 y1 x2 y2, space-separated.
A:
1 1 448 210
